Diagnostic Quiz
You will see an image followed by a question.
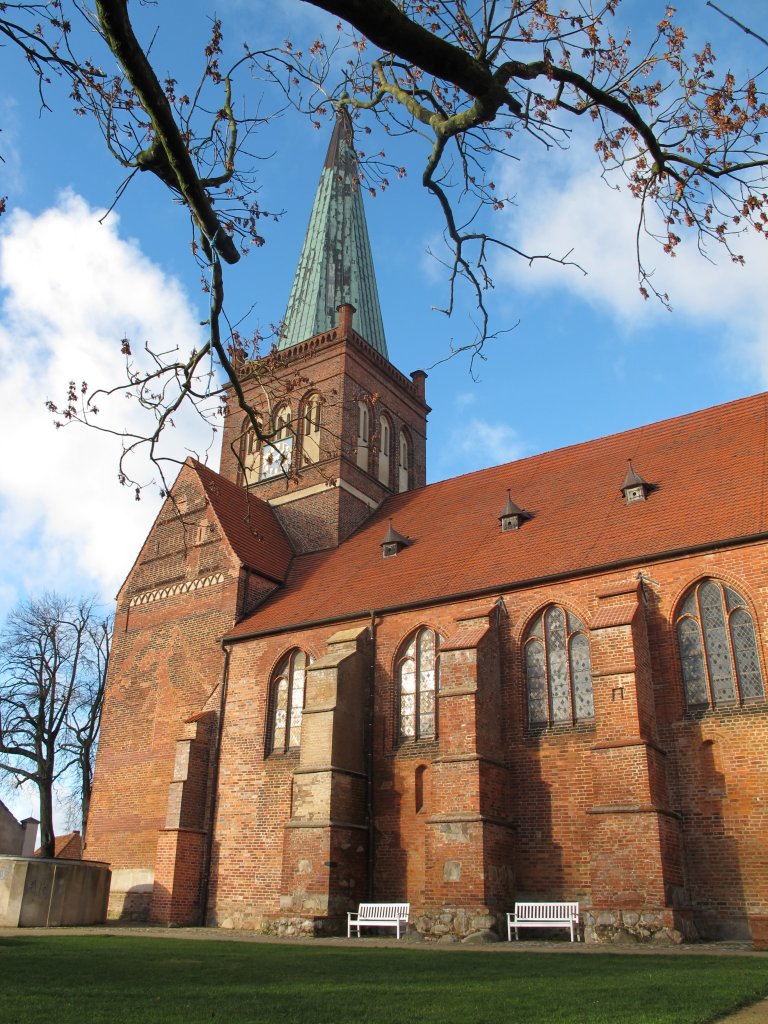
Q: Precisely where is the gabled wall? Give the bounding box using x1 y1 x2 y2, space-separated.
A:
85 464 281 923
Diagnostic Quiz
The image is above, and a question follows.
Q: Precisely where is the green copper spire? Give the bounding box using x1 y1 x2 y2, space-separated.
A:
280 107 388 358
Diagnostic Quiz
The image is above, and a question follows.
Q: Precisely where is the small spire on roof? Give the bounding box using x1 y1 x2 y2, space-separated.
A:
499 490 531 532
620 459 653 504
381 518 412 558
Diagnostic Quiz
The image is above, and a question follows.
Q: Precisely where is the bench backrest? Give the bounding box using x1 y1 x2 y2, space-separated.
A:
357 903 410 920
515 902 579 920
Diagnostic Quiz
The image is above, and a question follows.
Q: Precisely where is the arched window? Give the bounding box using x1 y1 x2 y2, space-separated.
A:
302 394 321 465
274 404 291 441
398 430 410 493
268 650 309 754
398 628 439 741
260 404 293 480
241 416 261 486
524 606 594 727
676 579 765 709
378 414 392 486
357 400 370 471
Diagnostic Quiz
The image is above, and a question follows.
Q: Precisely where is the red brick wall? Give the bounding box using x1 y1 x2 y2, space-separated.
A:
92 459 768 939
218 324 429 551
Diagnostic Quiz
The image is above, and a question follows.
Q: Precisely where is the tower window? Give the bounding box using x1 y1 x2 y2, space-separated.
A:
274 404 291 442
260 404 293 480
525 606 594 727
676 579 765 710
378 414 392 487
268 650 309 754
398 430 410 493
357 401 370 471
241 415 262 486
398 628 439 741
303 394 321 465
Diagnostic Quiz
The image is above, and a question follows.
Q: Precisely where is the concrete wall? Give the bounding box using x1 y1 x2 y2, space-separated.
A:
0 856 110 927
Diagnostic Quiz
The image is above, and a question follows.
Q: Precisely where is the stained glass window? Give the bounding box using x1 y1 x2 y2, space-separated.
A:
524 606 594 727
268 650 309 754
398 628 439 741
676 580 765 710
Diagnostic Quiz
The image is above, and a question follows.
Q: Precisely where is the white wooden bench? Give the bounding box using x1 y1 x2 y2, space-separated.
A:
347 902 410 939
507 901 580 942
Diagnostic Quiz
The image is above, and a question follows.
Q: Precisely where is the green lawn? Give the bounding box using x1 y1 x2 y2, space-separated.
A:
1 935 767 1024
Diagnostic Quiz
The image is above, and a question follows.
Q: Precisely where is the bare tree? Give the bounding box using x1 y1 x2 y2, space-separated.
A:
0 594 109 856
3 1 768 492
62 614 110 833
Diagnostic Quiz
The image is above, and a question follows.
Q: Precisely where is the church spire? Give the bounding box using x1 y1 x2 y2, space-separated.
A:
279 107 388 358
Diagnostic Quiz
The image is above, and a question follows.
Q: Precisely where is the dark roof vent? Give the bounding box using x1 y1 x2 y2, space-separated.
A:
380 519 412 558
499 491 531 532
621 460 653 504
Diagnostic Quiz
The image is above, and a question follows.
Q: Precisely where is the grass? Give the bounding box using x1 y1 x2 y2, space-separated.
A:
1 935 767 1024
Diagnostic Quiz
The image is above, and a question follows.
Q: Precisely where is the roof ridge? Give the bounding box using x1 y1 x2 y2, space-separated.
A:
409 390 768 493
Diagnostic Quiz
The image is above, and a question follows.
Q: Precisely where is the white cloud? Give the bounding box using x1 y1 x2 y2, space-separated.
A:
454 391 476 410
495 135 768 383
445 416 528 474
0 192 218 617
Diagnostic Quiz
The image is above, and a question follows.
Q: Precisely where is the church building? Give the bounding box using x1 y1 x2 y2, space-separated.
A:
85 110 768 944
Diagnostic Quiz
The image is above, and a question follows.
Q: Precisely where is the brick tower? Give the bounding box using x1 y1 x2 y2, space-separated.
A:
219 108 429 553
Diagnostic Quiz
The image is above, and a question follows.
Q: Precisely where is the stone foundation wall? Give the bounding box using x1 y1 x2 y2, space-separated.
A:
107 889 151 922
582 908 696 944
411 907 499 942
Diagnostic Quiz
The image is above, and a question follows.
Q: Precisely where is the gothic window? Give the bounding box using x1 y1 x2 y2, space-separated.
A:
524 606 594 727
676 580 765 710
398 628 439 741
260 404 293 480
302 394 321 465
274 404 291 441
398 430 410 493
357 401 370 471
241 415 262 486
267 650 309 754
378 414 392 487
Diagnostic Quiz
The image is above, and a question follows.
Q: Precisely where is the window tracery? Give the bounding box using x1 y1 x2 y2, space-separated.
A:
267 650 309 754
524 606 594 727
398 628 439 741
260 404 293 480
676 579 765 710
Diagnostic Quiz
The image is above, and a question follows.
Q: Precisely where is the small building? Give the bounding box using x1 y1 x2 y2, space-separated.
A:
0 801 38 857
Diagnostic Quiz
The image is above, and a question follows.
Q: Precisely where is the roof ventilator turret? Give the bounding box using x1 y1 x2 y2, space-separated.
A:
381 519 412 558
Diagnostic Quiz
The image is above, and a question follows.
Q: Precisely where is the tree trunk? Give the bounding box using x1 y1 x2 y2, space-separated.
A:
37 780 55 859
81 756 92 835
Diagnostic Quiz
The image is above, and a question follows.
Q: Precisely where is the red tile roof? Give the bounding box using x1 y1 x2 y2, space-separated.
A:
227 392 768 640
35 831 82 859
189 460 293 582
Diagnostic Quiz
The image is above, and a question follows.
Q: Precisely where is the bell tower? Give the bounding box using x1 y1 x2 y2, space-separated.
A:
220 109 429 553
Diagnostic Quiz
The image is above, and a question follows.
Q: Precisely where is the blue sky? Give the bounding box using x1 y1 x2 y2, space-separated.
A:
1 1 766 824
